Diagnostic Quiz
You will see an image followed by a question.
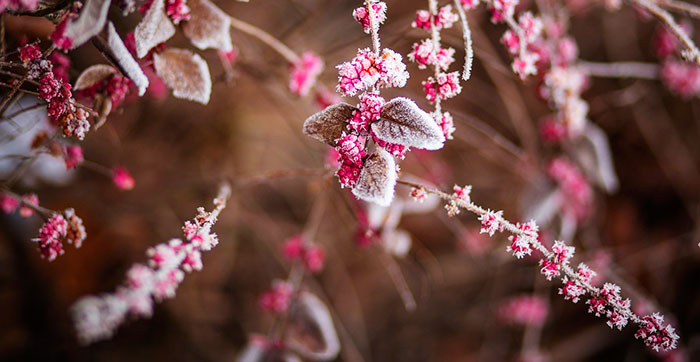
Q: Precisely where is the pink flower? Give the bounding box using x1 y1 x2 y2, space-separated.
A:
423 71 462 103
539 117 567 143
371 129 408 159
436 112 456 140
559 278 586 303
336 48 408 96
512 52 540 79
654 23 691 59
635 313 680 352
64 145 84 169
518 12 543 43
498 295 548 326
661 60 700 98
500 30 520 55
165 0 190 24
50 52 71 83
548 158 592 220
411 187 427 202
19 44 41 63
348 93 385 134
259 280 294 313
153 269 184 300
409 40 455 70
460 0 480 10
112 166 135 190
0 194 19 214
35 214 68 261
489 0 518 23
413 6 458 30
282 234 305 260
147 243 178 268
479 209 503 236
507 221 538 258
335 132 367 167
51 19 73 51
289 52 324 96
352 2 387 33
452 184 471 201
303 245 325 273
19 193 38 218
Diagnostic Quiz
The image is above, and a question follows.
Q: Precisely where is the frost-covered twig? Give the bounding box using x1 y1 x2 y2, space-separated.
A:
71 183 231 344
397 179 680 352
453 0 473 80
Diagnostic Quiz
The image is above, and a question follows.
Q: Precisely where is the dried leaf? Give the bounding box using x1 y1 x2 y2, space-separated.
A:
134 0 176 58
153 48 212 104
106 22 149 96
302 103 355 146
74 64 116 90
287 292 340 361
373 97 445 150
64 0 111 49
352 148 397 206
182 0 233 52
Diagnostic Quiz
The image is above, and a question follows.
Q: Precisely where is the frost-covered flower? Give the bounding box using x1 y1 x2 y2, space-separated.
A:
289 52 324 96
352 1 387 33
64 145 84 169
635 313 680 352
479 210 503 236
423 72 462 103
512 52 540 79
409 40 455 71
436 112 455 140
19 44 42 64
36 214 68 261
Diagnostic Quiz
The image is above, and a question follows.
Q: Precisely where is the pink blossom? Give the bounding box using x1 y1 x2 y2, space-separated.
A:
19 193 38 218
498 295 548 326
436 112 455 140
452 184 471 201
259 280 294 313
489 0 519 23
51 19 73 51
412 5 458 31
409 40 455 71
289 52 324 96
282 234 305 260
423 72 462 103
410 187 427 202
0 194 19 214
501 30 520 55
559 278 586 303
147 242 178 268
35 214 68 261
556 37 579 65
112 166 135 190
547 158 592 220
352 2 387 33
518 12 543 43
539 117 567 143
507 221 538 258
335 132 366 167
459 0 480 10
654 23 691 59
479 209 503 236
349 93 385 134
371 129 408 159
635 313 680 352
153 269 184 300
303 245 325 273
64 145 84 169
512 52 540 79
336 48 408 96
19 44 41 63
661 60 700 98
165 0 190 24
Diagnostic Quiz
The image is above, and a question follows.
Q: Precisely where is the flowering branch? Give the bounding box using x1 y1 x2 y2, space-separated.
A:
397 179 680 352
71 183 231 344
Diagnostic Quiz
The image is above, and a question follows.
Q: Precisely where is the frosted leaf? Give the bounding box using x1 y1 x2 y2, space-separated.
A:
302 103 356 146
372 97 445 150
182 0 233 52
574 123 619 193
352 148 397 207
106 22 149 96
135 0 176 58
64 0 111 49
286 292 340 361
74 64 116 90
153 48 212 104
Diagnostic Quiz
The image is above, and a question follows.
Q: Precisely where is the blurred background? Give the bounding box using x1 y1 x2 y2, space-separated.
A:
0 0 699 361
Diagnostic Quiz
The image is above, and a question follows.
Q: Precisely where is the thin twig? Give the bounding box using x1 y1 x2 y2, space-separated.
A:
228 15 299 64
453 0 473 80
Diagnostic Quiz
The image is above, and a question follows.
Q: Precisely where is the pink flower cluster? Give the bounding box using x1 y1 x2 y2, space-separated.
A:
635 313 680 352
336 48 409 97
281 234 326 273
489 0 518 23
661 60 700 98
539 240 575 280
479 209 504 236
498 295 548 326
335 132 367 188
76 73 132 107
408 39 455 71
0 0 38 13
352 1 386 34
140 0 190 24
71 185 230 344
19 44 41 64
506 221 538 258
547 158 592 221
40 72 91 140
435 112 455 140
259 280 294 313
422 72 462 104
51 18 74 50
289 52 323 96
34 209 86 261
499 11 543 79
411 5 458 31
1 192 38 217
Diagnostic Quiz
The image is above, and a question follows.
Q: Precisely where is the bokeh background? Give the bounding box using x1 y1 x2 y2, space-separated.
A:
1 0 699 361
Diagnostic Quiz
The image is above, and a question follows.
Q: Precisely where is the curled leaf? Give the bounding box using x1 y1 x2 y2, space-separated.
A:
286 292 340 361
373 97 445 150
302 103 356 146
352 148 397 206
64 0 111 49
182 0 233 52
106 22 149 96
135 0 176 58
74 64 116 91
153 48 212 104
574 123 619 193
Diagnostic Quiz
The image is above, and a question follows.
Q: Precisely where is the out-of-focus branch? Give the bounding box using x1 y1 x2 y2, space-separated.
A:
228 15 300 64
657 0 700 19
579 61 659 79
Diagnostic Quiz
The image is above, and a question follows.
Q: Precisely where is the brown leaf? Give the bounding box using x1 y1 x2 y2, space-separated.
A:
153 48 212 104
135 0 176 58
64 0 111 49
106 22 149 96
373 97 445 150
73 64 116 90
182 0 233 52
286 292 340 361
302 103 355 146
352 148 397 206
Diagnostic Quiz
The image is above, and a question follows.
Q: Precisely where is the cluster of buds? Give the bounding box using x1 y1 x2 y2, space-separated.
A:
289 52 324 96
39 71 91 140
281 234 326 273
1 193 38 217
652 24 700 98
71 185 230 344
34 208 86 261
140 0 190 24
547 157 592 221
75 73 133 108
